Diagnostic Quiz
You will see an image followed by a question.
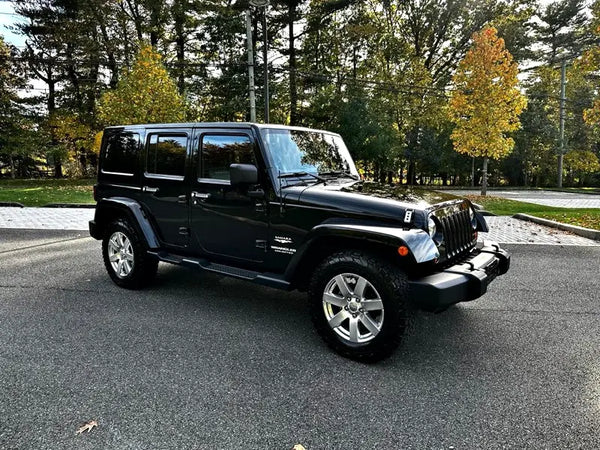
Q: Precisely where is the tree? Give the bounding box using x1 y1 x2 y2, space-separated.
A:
448 27 526 195
0 36 37 178
97 45 185 126
534 0 592 64
49 112 96 176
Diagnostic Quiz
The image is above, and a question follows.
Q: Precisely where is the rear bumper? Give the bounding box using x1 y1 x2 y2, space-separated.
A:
408 241 510 312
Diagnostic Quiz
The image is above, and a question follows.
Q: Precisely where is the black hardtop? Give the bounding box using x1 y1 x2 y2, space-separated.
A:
104 122 342 137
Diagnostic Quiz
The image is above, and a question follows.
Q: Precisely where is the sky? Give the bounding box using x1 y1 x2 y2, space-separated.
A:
0 1 25 48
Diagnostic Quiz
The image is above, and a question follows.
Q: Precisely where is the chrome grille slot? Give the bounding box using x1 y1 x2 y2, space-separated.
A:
437 205 475 260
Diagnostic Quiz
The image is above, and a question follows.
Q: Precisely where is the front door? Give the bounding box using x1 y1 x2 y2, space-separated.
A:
190 129 268 264
140 129 191 249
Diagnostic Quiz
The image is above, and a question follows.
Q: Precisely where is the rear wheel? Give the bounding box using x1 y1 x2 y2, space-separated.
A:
102 219 158 289
309 251 408 362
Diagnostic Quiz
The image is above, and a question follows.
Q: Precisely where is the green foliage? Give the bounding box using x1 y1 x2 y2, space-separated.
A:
7 0 600 187
97 45 186 126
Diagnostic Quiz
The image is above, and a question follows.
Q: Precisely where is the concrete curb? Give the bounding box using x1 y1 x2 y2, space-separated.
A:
42 203 96 209
513 213 600 241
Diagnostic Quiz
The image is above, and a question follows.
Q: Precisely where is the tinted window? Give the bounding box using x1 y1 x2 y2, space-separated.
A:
147 134 188 177
201 135 254 181
102 132 139 175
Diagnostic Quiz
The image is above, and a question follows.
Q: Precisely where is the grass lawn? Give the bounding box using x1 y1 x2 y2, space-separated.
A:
465 195 600 231
0 178 95 206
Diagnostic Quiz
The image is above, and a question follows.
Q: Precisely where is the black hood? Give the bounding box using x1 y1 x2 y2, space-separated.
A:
281 181 457 226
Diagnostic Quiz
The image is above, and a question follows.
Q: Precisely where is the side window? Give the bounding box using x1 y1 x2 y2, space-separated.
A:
146 134 188 177
102 132 139 175
201 135 254 181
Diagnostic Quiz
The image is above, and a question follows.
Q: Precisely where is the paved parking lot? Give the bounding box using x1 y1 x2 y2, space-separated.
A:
0 231 599 449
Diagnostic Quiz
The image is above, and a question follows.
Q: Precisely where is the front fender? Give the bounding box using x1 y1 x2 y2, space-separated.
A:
284 220 440 281
91 197 160 249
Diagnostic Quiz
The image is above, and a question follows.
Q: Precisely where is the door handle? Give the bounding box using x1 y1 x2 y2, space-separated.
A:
191 191 211 199
142 186 159 193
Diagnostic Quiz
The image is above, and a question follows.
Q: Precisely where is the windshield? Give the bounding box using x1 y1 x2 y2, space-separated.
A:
261 128 358 179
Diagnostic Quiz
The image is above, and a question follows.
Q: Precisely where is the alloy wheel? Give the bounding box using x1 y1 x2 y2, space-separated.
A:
107 231 134 278
322 273 384 344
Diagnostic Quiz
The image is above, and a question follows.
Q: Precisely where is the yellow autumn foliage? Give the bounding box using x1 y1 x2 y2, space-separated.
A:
564 149 600 174
97 45 185 126
448 27 526 160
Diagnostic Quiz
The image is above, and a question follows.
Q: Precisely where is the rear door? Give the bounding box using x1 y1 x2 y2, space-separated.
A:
189 128 268 264
140 128 191 249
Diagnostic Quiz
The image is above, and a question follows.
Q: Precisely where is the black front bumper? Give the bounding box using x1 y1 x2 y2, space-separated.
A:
409 241 510 312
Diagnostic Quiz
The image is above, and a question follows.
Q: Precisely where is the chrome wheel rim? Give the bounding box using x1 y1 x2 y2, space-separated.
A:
108 231 134 278
322 273 384 344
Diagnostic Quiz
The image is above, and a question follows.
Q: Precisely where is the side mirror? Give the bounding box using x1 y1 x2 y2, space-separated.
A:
230 163 258 186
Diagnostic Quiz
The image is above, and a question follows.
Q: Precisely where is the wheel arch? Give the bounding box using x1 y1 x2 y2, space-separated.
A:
92 197 160 249
285 223 439 291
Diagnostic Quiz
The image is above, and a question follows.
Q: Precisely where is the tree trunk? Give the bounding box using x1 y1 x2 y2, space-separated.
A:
174 2 186 95
9 154 15 179
407 160 416 185
481 157 488 196
288 3 298 125
471 157 475 187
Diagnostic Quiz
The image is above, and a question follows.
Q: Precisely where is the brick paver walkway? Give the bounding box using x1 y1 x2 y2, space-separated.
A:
1 206 598 246
0 207 95 231
483 216 600 246
440 189 600 208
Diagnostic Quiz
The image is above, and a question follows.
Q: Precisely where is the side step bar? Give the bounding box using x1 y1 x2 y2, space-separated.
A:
148 250 292 291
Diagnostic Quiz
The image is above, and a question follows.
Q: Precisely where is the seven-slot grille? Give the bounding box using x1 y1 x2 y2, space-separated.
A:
438 207 475 259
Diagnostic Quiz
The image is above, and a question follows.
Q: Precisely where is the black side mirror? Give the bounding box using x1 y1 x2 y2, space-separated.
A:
230 163 258 186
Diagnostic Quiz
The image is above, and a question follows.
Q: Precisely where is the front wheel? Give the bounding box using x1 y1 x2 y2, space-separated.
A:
102 219 158 289
309 251 408 362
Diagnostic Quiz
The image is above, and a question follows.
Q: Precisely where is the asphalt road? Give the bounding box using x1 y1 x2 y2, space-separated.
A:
1 230 599 449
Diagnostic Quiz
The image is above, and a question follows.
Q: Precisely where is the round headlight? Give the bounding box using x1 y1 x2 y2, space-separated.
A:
469 207 477 229
428 215 436 238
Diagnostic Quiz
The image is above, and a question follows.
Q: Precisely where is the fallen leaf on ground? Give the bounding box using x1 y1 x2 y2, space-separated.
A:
292 445 306 450
76 420 98 434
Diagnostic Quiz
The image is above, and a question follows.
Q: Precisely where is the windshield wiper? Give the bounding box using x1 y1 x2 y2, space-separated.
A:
278 171 327 187
318 170 360 180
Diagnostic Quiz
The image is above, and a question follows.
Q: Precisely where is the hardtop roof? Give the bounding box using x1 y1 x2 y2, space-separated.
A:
104 122 341 136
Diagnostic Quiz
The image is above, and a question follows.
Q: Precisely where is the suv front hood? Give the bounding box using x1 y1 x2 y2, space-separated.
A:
282 181 453 226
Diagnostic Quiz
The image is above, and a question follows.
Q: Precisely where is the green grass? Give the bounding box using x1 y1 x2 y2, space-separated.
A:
465 195 600 231
0 178 95 206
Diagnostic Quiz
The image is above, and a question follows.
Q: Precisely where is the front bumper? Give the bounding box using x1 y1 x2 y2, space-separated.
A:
408 240 510 312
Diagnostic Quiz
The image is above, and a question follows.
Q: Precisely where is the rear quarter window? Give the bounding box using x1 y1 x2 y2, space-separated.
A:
102 131 140 176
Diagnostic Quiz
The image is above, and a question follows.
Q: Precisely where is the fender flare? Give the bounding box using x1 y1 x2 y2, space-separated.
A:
284 220 440 280
92 197 160 249
475 211 489 232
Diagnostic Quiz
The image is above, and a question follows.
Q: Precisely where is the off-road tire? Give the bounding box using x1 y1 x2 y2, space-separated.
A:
102 219 158 289
309 250 408 363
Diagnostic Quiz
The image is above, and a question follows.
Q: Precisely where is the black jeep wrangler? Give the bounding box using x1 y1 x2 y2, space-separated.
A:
89 122 509 362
